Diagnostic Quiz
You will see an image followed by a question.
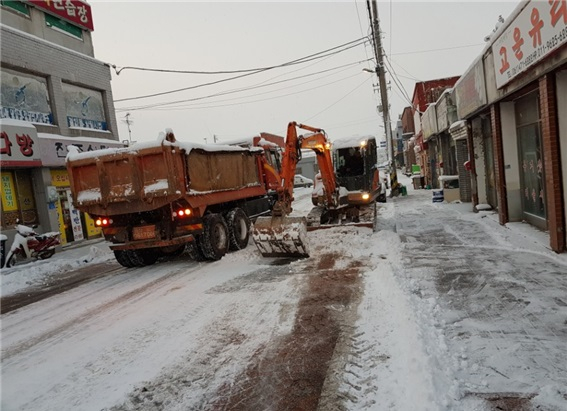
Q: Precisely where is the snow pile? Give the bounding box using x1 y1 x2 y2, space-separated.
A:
1 242 113 297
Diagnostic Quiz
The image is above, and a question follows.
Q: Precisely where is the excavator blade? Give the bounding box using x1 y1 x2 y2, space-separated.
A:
252 216 310 258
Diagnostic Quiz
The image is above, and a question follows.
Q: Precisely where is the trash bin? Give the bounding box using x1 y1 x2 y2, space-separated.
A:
0 234 7 268
400 185 407 196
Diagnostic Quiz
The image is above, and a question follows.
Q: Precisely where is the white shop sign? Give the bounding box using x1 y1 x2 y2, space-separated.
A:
492 0 567 88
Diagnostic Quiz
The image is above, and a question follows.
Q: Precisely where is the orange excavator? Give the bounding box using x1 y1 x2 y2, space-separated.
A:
252 122 369 258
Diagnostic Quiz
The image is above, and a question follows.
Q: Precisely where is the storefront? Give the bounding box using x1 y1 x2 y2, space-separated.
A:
421 103 439 189
37 133 125 244
1 119 124 247
489 0 567 249
452 0 566 252
0 119 41 231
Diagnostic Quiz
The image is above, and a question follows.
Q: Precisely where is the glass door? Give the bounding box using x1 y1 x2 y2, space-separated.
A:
515 93 546 229
482 116 497 209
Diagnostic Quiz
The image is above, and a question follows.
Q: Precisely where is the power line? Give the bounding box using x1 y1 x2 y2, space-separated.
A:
111 36 368 76
383 56 413 106
120 72 366 112
303 76 371 123
114 37 369 103
116 60 369 112
390 43 484 56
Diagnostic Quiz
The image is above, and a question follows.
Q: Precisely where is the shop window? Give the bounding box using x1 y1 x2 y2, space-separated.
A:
62 83 107 130
1 0 30 16
0 67 54 125
45 13 83 39
1 169 38 229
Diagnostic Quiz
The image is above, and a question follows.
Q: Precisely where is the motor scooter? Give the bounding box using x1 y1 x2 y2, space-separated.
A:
2 220 61 268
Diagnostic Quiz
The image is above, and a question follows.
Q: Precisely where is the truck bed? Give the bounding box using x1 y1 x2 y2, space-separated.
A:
67 140 267 216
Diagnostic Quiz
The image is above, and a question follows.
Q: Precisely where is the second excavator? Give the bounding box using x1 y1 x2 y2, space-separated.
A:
252 122 382 258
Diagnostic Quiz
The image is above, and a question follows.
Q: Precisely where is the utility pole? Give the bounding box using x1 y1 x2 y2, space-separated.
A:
122 112 133 143
368 0 399 196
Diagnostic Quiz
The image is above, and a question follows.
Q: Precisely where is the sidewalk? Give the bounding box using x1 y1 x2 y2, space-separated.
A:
61 236 107 252
390 173 567 407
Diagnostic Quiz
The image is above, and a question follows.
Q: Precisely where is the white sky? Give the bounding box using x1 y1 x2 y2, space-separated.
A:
88 1 520 144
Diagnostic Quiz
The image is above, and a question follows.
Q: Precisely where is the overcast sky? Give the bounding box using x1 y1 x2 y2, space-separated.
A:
89 1 520 144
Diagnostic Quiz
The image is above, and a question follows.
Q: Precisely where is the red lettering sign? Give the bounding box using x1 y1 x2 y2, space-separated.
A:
529 7 544 47
512 27 525 60
29 0 94 31
1 131 13 156
549 0 567 27
499 46 510 74
16 133 34 157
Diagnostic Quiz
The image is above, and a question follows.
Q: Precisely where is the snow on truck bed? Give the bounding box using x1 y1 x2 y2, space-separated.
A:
66 129 262 163
68 130 265 204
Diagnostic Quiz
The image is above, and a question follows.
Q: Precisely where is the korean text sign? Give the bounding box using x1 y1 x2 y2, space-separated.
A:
492 0 567 88
28 0 94 31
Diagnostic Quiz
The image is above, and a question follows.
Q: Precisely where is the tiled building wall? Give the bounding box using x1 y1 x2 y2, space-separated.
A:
1 26 119 140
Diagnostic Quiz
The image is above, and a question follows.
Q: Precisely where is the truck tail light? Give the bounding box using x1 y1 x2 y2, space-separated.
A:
95 218 113 226
173 208 192 218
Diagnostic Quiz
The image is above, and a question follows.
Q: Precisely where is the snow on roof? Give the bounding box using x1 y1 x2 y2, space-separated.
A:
0 118 37 129
449 120 467 132
332 135 376 150
38 133 123 146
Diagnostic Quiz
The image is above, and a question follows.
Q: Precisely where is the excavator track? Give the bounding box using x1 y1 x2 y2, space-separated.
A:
305 205 376 231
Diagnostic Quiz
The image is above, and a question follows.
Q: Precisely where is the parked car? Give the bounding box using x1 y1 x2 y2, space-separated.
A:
294 174 314 188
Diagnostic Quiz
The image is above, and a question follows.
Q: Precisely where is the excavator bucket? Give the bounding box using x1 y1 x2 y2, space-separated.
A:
252 216 310 258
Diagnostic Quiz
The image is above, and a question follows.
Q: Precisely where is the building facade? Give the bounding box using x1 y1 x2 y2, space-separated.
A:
410 77 460 189
452 0 567 253
1 0 121 247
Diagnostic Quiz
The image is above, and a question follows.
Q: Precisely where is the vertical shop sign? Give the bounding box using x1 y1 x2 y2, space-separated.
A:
54 199 67 245
1 171 18 211
66 189 84 241
84 213 101 238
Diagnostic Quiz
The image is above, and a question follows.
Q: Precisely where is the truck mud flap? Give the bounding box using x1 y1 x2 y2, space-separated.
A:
252 216 309 258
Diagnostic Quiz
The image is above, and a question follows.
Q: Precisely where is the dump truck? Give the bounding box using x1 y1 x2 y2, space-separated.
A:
66 129 281 267
252 122 383 258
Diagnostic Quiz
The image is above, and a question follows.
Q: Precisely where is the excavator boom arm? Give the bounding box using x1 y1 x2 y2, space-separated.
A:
276 122 337 215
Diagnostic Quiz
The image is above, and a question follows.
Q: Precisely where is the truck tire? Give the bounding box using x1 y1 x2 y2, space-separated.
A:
226 208 250 251
136 249 159 265
187 237 207 262
114 249 158 267
199 213 229 261
114 250 136 268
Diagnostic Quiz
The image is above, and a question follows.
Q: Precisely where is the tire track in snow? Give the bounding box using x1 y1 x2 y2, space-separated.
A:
2 263 196 360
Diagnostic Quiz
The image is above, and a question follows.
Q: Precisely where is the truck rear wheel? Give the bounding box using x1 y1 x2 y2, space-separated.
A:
187 237 207 262
226 208 250 250
114 250 135 268
134 249 159 266
114 249 158 267
199 213 229 261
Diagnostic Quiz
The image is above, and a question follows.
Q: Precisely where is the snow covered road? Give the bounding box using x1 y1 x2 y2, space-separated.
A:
2 182 566 411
